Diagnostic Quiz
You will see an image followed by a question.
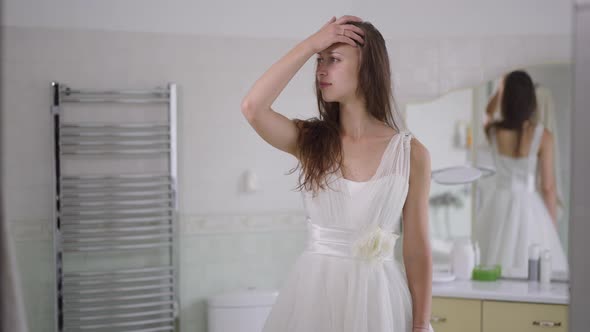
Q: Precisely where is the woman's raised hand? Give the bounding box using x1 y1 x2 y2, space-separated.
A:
305 15 365 53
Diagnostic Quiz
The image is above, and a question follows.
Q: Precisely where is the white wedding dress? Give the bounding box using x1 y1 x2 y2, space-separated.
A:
262 131 433 332
474 124 568 278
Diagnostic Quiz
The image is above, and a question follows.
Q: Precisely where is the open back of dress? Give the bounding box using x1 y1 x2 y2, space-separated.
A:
474 124 568 278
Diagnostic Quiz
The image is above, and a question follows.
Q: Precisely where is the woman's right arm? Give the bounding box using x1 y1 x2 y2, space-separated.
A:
240 40 317 158
240 15 364 158
484 92 499 126
539 129 558 225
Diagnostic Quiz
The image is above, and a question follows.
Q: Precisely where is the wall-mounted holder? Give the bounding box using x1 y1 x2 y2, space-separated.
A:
431 165 495 185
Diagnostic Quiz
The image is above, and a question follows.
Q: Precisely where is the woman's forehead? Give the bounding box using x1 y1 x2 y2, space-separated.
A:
318 44 357 56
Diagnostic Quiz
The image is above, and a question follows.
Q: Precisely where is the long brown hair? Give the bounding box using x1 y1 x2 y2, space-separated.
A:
287 21 402 195
485 70 538 156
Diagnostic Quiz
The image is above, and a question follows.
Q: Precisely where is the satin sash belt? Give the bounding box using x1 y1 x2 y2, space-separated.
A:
305 220 394 262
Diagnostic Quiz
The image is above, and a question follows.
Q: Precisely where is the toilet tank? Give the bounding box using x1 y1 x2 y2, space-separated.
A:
207 288 278 332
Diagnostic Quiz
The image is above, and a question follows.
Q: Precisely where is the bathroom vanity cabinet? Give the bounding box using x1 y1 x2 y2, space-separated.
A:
431 279 569 332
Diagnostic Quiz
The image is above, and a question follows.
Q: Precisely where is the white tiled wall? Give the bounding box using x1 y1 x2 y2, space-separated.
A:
177 213 308 332
1 27 315 332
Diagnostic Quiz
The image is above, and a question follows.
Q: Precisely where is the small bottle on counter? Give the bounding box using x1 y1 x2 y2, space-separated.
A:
473 242 481 266
540 249 552 285
528 244 541 281
451 238 475 280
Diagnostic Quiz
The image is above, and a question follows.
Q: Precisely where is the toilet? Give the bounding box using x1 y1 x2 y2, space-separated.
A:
207 288 278 332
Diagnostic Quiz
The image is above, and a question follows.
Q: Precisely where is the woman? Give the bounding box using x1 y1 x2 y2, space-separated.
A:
475 70 568 277
241 15 433 332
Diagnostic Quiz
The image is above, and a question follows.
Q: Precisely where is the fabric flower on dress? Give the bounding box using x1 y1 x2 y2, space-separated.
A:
352 226 399 263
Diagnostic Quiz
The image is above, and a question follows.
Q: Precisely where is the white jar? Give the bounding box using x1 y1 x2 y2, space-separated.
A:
540 249 552 285
451 238 475 280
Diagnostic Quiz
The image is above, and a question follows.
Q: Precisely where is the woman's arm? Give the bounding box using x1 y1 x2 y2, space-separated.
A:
402 138 433 332
538 129 558 225
240 16 364 158
484 77 504 127
484 91 500 127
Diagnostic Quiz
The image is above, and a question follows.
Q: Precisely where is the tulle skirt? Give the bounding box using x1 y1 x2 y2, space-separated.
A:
262 251 418 332
474 188 568 277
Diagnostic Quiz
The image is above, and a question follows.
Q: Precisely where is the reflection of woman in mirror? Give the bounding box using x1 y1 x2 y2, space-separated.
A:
474 70 568 277
241 15 433 332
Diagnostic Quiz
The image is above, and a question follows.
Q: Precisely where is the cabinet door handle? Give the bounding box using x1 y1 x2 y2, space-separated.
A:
532 320 562 327
430 316 447 323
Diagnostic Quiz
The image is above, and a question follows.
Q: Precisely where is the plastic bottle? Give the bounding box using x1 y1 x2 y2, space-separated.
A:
528 244 541 281
474 242 481 266
540 249 552 285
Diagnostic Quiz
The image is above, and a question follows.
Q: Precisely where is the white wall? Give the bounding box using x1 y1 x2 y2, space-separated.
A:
407 90 474 170
2 0 572 38
1 1 574 103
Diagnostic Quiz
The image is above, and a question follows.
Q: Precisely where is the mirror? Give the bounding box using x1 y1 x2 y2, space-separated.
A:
406 63 572 281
